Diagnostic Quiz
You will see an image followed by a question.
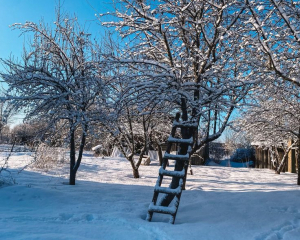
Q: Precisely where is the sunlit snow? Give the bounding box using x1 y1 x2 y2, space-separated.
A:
1 150 300 240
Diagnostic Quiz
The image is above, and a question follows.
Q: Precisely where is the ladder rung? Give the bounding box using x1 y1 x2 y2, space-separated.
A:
173 121 198 128
168 136 193 144
147 115 196 224
159 168 185 178
164 153 189 161
154 186 182 195
148 203 177 215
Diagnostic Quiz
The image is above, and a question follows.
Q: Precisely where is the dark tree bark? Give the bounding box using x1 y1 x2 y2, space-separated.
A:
69 126 76 185
297 128 300 185
69 124 87 185
129 155 140 178
203 143 210 162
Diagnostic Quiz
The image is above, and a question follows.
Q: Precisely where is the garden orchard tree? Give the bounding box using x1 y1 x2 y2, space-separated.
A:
103 0 254 151
1 12 106 185
244 0 300 88
241 0 300 184
102 0 256 206
101 75 173 178
235 81 300 180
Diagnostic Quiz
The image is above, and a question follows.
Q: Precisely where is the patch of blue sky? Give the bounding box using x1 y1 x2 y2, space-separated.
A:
0 0 115 72
0 0 115 126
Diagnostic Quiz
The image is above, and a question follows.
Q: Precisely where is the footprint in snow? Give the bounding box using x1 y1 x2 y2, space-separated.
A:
57 213 97 222
256 219 300 240
58 213 73 221
84 214 95 222
269 206 300 215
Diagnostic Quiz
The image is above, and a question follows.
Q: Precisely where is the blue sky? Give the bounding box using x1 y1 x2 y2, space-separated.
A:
0 1 234 141
0 0 114 66
0 0 114 125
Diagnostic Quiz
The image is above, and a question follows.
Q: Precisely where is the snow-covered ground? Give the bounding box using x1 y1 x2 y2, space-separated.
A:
1 150 300 240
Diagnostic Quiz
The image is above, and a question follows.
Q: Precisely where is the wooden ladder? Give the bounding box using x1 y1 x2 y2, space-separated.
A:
146 116 197 224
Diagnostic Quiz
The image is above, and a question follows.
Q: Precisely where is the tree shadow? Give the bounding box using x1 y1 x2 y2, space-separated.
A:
2 167 300 240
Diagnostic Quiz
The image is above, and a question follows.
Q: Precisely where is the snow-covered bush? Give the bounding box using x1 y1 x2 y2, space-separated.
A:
92 145 109 157
33 143 66 171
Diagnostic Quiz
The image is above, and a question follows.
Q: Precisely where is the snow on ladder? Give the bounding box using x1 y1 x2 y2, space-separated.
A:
146 113 198 224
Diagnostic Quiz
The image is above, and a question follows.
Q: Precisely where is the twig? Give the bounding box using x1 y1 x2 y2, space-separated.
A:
0 139 16 172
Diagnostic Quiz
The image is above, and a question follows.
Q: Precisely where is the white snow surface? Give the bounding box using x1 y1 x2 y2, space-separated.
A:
1 150 300 240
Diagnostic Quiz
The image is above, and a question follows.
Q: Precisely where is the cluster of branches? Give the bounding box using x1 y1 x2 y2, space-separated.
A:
234 82 300 171
98 72 173 177
0 10 108 185
3 0 300 186
102 0 255 154
0 7 174 183
232 1 300 183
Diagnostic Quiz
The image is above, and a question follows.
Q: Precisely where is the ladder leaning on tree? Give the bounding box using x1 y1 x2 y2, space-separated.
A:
146 112 198 224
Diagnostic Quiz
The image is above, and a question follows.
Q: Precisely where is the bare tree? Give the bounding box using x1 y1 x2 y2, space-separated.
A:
244 0 300 88
235 81 300 176
102 0 253 152
236 0 300 184
224 128 252 156
100 0 255 207
102 95 172 178
0 99 15 142
1 11 106 185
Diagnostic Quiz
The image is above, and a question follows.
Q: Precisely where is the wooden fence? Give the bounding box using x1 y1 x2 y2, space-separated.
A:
254 140 297 173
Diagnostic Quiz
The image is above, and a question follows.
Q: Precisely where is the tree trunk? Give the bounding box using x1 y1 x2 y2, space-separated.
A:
69 169 76 185
276 157 286 174
297 132 300 185
69 124 87 185
128 155 140 178
157 144 163 166
276 144 294 174
203 143 210 162
132 168 139 178
69 126 76 185
152 139 163 166
180 98 188 121
73 125 87 174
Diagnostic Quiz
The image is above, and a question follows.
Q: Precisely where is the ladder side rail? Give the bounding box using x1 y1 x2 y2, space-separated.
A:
147 114 199 224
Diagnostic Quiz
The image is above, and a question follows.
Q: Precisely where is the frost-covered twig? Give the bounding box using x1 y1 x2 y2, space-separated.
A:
0 140 16 185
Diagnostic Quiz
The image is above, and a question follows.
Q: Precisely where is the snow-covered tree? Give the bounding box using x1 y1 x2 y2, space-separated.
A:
149 115 173 166
0 99 15 142
102 0 254 151
224 128 252 156
11 123 39 146
244 0 300 86
235 81 300 177
234 0 300 183
102 88 173 178
0 12 106 185
100 0 257 207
